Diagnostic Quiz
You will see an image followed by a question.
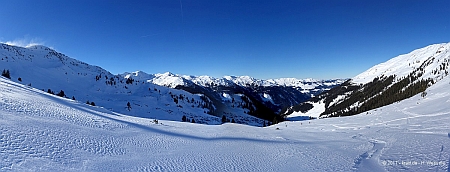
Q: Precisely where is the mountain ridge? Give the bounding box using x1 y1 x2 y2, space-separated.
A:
0 43 342 126
283 42 450 119
122 70 345 94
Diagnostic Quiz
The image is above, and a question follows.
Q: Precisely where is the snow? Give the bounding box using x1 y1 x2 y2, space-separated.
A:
287 100 325 120
353 43 450 84
1 75 449 171
118 69 345 99
287 42 450 119
329 94 346 107
221 92 232 101
183 75 233 87
151 72 187 88
183 74 344 90
122 71 155 81
260 93 275 104
3 43 342 127
2 42 450 171
265 78 314 89
116 70 344 96
0 44 222 125
119 71 344 90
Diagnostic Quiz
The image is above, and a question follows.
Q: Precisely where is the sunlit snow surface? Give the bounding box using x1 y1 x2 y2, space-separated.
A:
286 42 450 119
0 43 345 127
0 75 449 171
287 100 325 119
352 43 450 84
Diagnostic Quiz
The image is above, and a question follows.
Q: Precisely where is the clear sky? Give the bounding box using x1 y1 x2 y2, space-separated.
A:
1 0 449 79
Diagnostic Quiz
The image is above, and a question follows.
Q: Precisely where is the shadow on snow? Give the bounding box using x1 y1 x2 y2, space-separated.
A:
22 84 310 145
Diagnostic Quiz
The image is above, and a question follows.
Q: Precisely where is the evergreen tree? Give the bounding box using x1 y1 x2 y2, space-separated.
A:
1 69 11 79
221 115 227 123
72 96 76 100
86 100 90 105
182 115 187 122
126 77 134 84
231 118 235 123
6 70 10 79
90 101 96 106
191 118 195 123
272 116 278 124
18 77 22 82
56 90 65 97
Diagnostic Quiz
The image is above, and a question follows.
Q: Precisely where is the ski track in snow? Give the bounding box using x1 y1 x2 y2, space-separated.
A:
353 139 386 172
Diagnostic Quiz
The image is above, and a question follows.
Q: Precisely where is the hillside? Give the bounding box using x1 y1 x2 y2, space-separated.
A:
283 42 450 119
0 43 342 126
1 68 449 171
122 71 344 121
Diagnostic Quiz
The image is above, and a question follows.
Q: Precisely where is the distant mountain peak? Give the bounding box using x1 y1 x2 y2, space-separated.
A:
0 42 344 126
156 71 176 77
25 44 51 49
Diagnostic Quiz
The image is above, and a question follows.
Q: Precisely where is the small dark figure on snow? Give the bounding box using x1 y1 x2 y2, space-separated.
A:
127 102 132 111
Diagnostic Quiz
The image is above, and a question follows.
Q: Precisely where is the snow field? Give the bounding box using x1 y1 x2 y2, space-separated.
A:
0 65 450 171
287 100 325 120
353 43 450 84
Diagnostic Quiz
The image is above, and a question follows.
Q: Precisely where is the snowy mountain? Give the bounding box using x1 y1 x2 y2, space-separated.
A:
283 42 450 119
1 66 449 171
122 70 344 119
0 43 342 126
123 70 344 95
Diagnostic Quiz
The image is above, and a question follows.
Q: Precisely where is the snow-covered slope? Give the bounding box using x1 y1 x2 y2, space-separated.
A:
0 44 112 91
0 44 226 125
353 43 450 84
284 42 450 119
1 43 343 126
122 70 344 116
1 69 449 171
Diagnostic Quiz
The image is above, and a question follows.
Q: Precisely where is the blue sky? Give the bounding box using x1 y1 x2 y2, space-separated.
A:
1 0 449 79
